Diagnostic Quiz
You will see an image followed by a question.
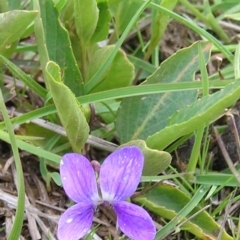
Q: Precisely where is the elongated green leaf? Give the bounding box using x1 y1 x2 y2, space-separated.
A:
0 129 60 164
147 80 240 150
46 61 89 153
121 140 171 175
234 42 240 79
0 80 234 130
116 41 212 144
84 0 152 93
8 0 21 10
0 10 37 56
195 173 239 187
0 90 25 240
33 0 84 96
108 0 123 6
86 45 134 92
226 13 240 21
0 1 8 12
90 0 110 43
179 0 230 43
22 122 67 151
127 55 157 74
135 184 232 240
74 0 98 43
110 0 142 36
149 2 234 63
148 0 178 55
51 172 61 186
54 0 68 11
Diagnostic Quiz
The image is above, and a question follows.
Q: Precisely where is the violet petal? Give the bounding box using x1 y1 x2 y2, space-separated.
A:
100 146 144 201
57 202 94 240
60 153 99 203
113 201 155 240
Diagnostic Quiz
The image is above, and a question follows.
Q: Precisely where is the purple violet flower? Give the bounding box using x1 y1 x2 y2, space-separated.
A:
57 146 156 240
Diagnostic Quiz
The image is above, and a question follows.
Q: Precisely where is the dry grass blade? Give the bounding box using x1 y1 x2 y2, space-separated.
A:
213 126 240 185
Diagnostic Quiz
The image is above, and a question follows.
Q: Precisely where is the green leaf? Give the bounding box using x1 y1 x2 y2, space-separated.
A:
135 185 233 240
8 0 21 10
0 80 233 131
108 0 123 6
84 0 152 93
22 123 67 152
33 0 84 96
128 54 157 74
0 1 8 12
212 1 240 13
0 10 38 56
195 172 240 187
149 2 234 63
51 172 62 186
46 61 89 152
90 0 110 43
110 0 142 37
234 42 240 79
147 80 240 150
74 0 99 43
225 13 240 21
54 0 68 11
147 0 178 56
0 90 25 239
121 140 171 176
40 158 51 188
86 45 134 92
116 41 212 144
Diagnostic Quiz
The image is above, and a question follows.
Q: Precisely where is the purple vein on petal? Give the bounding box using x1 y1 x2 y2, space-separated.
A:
57 202 95 240
113 201 156 240
100 146 144 201
60 153 100 203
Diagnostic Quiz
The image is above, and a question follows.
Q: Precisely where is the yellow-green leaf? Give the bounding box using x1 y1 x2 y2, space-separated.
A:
74 0 99 43
46 61 89 153
0 10 37 56
135 184 233 240
121 140 171 176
